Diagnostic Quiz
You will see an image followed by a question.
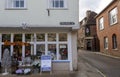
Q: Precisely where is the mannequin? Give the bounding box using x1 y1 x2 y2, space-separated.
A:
1 48 11 75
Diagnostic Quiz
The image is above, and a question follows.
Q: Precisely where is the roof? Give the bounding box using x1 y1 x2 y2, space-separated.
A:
95 0 116 18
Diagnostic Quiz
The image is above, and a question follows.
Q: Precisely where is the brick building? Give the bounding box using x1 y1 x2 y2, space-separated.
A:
96 0 120 57
78 10 99 51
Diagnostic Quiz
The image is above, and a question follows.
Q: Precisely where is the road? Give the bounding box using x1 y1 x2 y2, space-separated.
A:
78 50 120 77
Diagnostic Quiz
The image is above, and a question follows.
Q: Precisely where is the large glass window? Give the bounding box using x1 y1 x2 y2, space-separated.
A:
25 45 34 57
48 44 57 60
2 34 11 42
48 33 56 41
59 33 67 41
14 34 22 42
36 33 45 42
99 17 104 30
112 34 117 49
13 34 22 61
25 34 34 42
0 33 69 61
36 44 45 56
109 7 118 25
59 44 68 60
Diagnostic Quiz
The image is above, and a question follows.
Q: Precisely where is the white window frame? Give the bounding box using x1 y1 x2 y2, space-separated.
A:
6 0 27 9
99 17 104 30
48 0 67 9
109 7 118 25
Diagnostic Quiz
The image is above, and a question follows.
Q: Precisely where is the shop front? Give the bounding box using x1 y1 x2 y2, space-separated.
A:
0 27 73 72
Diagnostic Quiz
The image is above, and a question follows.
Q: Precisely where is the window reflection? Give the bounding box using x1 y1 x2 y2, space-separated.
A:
36 33 45 41
59 44 68 60
2 34 11 42
48 33 56 41
48 44 56 60
59 33 67 41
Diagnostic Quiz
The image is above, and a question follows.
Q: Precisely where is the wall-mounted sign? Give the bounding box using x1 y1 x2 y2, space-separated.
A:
60 22 75 25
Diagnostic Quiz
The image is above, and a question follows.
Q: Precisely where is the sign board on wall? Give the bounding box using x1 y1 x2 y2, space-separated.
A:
41 55 52 72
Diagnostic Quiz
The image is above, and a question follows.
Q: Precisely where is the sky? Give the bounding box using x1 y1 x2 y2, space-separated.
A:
79 0 113 21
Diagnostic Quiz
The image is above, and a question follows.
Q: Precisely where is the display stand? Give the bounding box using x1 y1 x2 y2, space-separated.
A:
40 55 52 74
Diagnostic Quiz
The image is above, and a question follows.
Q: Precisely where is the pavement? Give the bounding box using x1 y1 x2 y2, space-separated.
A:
0 50 105 77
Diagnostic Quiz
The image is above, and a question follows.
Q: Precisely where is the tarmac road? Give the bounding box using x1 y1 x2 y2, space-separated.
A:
79 50 120 77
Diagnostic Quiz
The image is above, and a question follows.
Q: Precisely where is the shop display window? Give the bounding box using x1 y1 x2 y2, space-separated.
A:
2 34 11 42
59 33 67 41
0 33 69 62
36 44 45 57
25 34 34 42
36 33 45 41
48 33 56 41
59 44 68 60
48 44 57 60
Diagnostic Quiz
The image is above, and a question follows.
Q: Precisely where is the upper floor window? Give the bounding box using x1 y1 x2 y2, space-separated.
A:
99 17 104 30
48 0 67 9
112 34 117 49
6 0 26 9
109 7 118 25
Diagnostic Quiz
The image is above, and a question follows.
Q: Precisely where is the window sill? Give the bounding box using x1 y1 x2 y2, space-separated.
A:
5 8 28 10
110 22 118 26
99 28 104 31
52 60 70 63
112 48 118 51
104 48 108 50
47 8 68 10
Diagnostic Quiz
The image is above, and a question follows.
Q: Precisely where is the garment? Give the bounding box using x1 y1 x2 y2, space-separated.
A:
1 48 11 68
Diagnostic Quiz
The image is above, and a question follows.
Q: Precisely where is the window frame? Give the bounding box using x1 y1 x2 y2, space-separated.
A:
109 7 118 25
48 0 67 9
104 37 108 49
112 34 117 49
99 17 104 30
6 0 27 9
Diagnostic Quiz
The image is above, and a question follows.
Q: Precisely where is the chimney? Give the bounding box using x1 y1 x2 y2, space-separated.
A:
86 10 91 17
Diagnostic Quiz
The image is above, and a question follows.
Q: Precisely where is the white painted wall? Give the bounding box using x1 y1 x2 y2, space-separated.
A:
0 0 79 29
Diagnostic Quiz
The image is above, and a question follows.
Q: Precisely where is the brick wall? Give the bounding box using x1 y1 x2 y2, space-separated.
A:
96 0 120 57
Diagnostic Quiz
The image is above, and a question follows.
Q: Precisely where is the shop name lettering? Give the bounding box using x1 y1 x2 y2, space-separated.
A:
4 41 30 46
60 22 75 25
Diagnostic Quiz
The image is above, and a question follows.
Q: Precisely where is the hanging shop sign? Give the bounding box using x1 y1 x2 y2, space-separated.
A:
4 41 30 46
41 55 52 72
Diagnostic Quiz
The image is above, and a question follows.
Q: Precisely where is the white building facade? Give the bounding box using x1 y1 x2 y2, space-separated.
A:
0 0 79 71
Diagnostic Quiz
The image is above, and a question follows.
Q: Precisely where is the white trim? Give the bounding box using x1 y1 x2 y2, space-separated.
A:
22 33 25 58
11 33 14 56
99 17 104 30
34 33 36 55
0 34 2 62
68 32 73 71
56 33 59 60
45 33 48 55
